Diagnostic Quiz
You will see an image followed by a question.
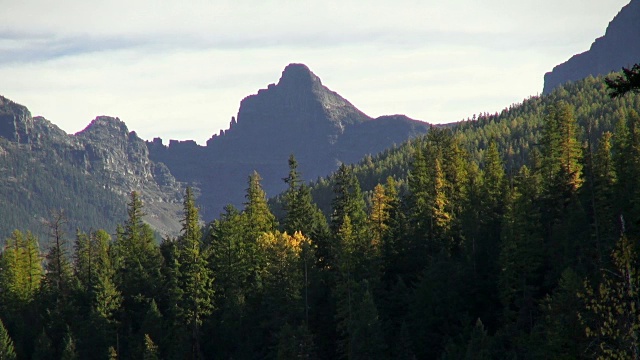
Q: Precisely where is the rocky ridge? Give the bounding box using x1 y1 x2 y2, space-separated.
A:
0 96 184 237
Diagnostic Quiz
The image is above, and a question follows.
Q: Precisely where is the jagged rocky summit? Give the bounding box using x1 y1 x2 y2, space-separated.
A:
0 96 184 239
149 63 431 218
543 0 640 94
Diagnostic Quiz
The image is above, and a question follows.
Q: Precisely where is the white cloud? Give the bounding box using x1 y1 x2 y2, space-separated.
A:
0 0 631 144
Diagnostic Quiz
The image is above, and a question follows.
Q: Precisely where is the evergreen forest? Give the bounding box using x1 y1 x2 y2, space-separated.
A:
3 74 640 359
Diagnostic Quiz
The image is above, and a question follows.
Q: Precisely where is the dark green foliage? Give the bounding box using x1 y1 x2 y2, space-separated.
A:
348 290 386 360
579 235 640 359
441 319 492 360
606 63 640 98
60 332 78 360
175 186 214 359
276 322 317 360
331 164 367 236
143 334 159 360
0 318 16 360
113 192 163 359
32 330 53 360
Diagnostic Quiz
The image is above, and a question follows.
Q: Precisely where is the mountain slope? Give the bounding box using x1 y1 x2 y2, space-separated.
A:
0 97 183 241
543 0 640 94
148 63 431 218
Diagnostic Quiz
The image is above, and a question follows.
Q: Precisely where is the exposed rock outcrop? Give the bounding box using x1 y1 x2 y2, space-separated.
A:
0 96 36 145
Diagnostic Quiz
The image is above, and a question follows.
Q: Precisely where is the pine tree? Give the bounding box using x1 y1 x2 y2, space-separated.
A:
43 210 73 299
60 331 77 360
258 231 308 333
349 290 385 360
539 102 585 279
245 171 277 237
0 230 42 309
586 131 617 264
429 157 452 252
206 205 246 350
73 229 121 358
369 183 389 253
479 140 505 240
537 268 584 359
40 211 75 358
143 334 159 360
498 165 544 326
0 318 16 360
276 322 317 360
176 187 214 359
615 110 640 235
393 322 416 360
579 234 640 359
243 172 277 294
140 300 163 352
330 164 367 236
407 143 430 240
441 319 492 360
114 192 162 359
334 215 357 359
282 154 330 267
605 63 640 98
31 330 53 360
108 346 118 360
540 101 583 213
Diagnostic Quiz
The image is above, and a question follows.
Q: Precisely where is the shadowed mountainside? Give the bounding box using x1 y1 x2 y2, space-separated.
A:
148 63 431 219
543 0 640 94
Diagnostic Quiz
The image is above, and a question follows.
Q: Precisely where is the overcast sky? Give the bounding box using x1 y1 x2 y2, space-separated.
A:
0 0 631 144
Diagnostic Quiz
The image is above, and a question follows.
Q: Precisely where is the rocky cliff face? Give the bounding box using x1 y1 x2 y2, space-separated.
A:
74 116 184 234
0 98 183 238
149 63 430 218
543 0 640 94
0 96 36 144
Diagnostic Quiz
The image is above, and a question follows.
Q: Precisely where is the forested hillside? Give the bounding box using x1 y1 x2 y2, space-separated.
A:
298 74 638 215
3 73 640 359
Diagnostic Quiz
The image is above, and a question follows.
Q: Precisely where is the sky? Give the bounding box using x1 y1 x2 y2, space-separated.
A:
0 0 631 145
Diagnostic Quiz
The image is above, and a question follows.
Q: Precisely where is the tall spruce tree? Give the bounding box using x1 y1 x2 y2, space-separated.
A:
176 187 213 360
114 191 162 359
330 164 367 237
41 211 75 359
73 229 120 358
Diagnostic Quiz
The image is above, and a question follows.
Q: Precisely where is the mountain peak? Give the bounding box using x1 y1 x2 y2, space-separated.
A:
77 116 128 136
277 63 322 89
